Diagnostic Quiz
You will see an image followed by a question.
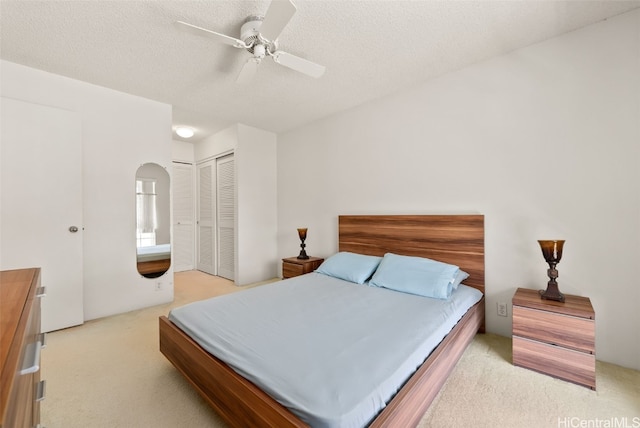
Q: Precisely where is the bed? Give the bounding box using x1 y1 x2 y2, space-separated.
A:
159 214 485 427
137 243 171 277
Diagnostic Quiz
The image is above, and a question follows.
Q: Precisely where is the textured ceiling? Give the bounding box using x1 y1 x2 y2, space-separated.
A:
2 0 639 142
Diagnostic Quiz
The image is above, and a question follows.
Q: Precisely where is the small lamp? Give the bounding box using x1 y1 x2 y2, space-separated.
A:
538 240 565 302
297 228 309 260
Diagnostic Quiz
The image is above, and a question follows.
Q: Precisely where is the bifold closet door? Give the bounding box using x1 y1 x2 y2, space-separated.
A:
197 160 215 275
1 97 84 332
196 155 235 280
215 154 235 281
172 163 195 272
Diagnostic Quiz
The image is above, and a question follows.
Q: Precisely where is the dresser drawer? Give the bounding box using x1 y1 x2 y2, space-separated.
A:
513 336 595 389
1 268 44 428
513 306 595 353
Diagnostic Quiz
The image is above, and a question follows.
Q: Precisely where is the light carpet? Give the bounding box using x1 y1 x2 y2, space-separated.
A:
41 271 639 427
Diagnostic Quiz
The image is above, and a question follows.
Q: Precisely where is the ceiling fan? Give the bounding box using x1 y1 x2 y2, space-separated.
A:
176 0 326 83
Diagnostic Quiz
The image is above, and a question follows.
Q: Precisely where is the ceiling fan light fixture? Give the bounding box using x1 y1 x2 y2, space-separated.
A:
175 127 195 138
253 43 266 59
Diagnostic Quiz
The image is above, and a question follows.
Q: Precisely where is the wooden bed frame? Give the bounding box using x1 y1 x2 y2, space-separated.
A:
159 214 485 427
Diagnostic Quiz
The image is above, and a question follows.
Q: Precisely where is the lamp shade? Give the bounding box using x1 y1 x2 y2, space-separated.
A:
538 240 564 265
297 228 307 240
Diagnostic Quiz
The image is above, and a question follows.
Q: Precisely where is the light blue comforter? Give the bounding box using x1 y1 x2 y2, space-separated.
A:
169 273 482 428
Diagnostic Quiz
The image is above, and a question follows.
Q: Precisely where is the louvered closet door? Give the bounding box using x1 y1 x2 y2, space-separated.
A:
172 163 195 272
216 154 235 280
197 160 215 275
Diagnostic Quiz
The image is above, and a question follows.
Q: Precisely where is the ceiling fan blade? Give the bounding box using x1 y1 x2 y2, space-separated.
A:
175 21 247 49
259 0 297 41
236 58 261 84
272 51 325 78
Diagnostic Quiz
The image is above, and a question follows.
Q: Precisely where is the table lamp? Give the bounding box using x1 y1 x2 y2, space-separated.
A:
538 240 565 302
297 228 309 260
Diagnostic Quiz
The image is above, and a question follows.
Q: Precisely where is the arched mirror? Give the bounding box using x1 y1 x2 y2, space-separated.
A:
135 163 171 278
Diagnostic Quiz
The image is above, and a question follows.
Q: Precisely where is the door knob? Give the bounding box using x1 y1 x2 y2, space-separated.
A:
69 226 79 233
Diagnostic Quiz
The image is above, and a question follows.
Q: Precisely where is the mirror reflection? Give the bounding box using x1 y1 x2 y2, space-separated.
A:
136 163 171 278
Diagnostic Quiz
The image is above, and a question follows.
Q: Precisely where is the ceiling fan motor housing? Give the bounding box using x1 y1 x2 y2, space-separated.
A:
241 16 263 53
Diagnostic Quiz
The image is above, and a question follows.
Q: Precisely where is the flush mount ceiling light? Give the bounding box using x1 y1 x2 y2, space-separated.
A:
175 127 195 138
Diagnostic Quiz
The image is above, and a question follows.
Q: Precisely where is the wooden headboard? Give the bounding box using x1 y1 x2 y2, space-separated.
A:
338 215 485 294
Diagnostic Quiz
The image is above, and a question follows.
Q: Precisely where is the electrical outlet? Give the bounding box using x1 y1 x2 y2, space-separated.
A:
155 282 162 291
497 302 508 317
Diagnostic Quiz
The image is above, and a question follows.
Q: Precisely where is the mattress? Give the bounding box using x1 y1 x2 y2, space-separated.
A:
168 272 482 428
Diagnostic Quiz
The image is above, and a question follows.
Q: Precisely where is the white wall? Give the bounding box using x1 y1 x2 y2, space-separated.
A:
236 124 278 285
172 139 195 163
195 124 278 285
277 10 640 370
1 60 174 322
195 125 237 161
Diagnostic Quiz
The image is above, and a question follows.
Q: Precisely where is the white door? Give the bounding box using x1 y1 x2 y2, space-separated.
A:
172 162 195 272
1 97 84 332
216 154 235 280
196 160 215 275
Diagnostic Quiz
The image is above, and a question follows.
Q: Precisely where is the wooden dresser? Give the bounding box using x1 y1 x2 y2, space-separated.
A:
282 256 324 279
512 287 595 390
1 268 46 427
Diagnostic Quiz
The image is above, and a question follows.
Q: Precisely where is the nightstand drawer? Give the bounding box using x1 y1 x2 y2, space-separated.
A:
513 336 595 389
282 257 324 279
513 306 595 353
283 262 304 278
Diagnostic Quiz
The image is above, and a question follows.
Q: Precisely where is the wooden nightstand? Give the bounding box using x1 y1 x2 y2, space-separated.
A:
282 256 324 279
512 287 596 390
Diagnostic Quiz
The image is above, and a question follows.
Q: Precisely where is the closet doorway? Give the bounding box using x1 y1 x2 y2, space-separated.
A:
197 153 235 280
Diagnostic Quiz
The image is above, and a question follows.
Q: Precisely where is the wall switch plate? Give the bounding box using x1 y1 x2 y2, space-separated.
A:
497 302 508 317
